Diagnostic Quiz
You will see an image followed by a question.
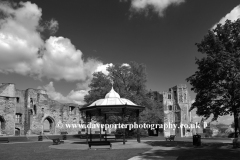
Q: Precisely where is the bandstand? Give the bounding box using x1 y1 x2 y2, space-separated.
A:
80 86 145 144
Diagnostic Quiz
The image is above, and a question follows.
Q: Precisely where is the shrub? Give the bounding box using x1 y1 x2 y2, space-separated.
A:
214 132 228 138
228 132 239 138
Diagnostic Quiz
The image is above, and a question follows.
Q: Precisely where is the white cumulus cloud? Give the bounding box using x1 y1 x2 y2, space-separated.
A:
38 82 71 103
122 0 185 17
67 90 88 105
0 1 102 81
212 4 240 29
39 62 131 105
95 63 113 75
40 36 101 81
38 82 88 105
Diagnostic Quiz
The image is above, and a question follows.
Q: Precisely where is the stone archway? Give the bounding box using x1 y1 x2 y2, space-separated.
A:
0 116 5 134
15 128 20 136
43 116 55 134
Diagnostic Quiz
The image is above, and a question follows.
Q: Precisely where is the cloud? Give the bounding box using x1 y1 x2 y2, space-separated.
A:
41 36 101 81
122 0 185 17
38 82 70 103
67 90 88 105
212 4 240 29
121 63 130 67
0 1 102 81
94 63 130 75
95 63 113 75
45 19 59 35
38 81 87 105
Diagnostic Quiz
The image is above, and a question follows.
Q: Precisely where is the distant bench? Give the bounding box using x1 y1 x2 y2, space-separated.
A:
0 138 9 143
52 138 64 145
165 135 175 141
103 135 116 141
88 141 112 149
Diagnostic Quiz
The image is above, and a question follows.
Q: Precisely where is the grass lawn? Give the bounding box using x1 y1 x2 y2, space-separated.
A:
144 141 240 160
0 142 149 160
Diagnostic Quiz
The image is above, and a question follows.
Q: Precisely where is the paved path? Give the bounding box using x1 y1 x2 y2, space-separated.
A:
49 140 154 150
128 146 178 160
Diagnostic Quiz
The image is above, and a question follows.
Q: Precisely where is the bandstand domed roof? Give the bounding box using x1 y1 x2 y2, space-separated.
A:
88 87 137 106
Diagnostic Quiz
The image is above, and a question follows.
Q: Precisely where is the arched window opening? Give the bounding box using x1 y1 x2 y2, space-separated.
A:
34 105 37 115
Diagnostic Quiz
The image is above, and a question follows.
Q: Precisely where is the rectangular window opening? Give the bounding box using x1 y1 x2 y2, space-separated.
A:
16 97 20 103
69 106 75 115
15 113 22 123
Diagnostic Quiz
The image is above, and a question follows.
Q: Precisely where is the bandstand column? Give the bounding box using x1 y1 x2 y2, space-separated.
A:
104 114 107 141
136 109 140 143
99 109 102 141
122 108 125 145
86 111 88 143
90 113 92 142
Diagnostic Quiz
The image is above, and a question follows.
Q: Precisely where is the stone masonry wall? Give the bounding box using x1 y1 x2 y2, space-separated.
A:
15 90 25 135
0 83 16 97
0 97 16 135
161 84 192 137
62 103 81 134
0 83 82 136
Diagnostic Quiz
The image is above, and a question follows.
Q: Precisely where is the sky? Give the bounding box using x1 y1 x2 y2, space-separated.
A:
0 0 240 124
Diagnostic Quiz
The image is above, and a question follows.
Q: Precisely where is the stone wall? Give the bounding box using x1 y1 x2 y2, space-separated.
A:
0 96 16 135
161 84 192 137
60 103 82 134
15 90 25 135
0 83 16 97
28 90 82 135
0 83 82 136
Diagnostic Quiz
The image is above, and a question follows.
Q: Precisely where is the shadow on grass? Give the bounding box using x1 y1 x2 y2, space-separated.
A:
136 141 240 160
71 140 126 145
145 141 233 147
0 142 149 160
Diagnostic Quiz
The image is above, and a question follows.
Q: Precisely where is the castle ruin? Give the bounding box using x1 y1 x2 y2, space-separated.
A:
0 83 82 136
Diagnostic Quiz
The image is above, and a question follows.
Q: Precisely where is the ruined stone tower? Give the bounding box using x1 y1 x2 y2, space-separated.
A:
0 83 82 136
161 84 192 137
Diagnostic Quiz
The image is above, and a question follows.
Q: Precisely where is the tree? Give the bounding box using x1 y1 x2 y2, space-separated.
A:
84 61 163 124
187 19 240 138
141 91 163 124
84 62 147 105
84 71 112 106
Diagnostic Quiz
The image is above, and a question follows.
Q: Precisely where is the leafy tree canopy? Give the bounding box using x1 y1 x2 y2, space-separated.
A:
187 19 240 137
84 61 163 124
